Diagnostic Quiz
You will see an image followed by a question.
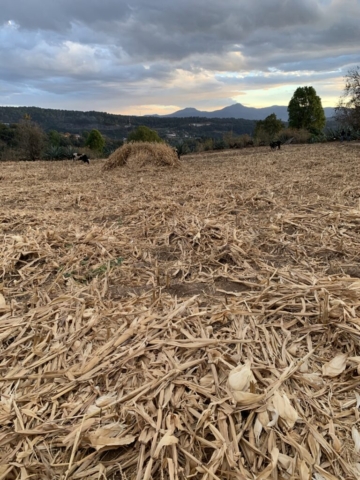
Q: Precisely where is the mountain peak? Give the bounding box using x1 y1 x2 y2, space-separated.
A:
162 103 335 121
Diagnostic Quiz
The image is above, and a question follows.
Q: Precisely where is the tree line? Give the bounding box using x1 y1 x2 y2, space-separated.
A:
0 106 256 140
0 118 124 161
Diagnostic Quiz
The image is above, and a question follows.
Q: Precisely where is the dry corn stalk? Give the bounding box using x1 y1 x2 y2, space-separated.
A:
0 143 360 479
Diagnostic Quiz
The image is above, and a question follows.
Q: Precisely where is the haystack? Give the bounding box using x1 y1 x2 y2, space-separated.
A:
103 142 180 171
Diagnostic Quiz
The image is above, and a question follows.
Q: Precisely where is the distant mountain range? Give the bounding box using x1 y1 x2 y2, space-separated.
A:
155 103 335 121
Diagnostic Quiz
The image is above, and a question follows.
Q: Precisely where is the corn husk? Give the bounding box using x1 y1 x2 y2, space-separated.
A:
322 353 348 377
270 391 298 429
228 361 256 393
352 427 360 453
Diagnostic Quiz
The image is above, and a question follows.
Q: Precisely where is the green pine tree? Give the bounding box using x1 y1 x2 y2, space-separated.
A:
287 86 326 133
85 129 105 152
254 113 284 140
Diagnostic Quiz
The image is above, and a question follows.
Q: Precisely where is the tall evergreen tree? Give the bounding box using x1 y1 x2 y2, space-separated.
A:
288 86 326 133
86 129 105 152
254 113 284 140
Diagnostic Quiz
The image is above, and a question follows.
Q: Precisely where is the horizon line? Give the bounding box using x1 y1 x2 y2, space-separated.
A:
0 102 336 117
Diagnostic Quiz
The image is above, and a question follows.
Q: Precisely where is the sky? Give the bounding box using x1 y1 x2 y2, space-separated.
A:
0 0 359 116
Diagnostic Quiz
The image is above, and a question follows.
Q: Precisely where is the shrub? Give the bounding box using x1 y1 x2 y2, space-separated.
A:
16 117 46 160
127 126 163 143
278 128 311 144
85 129 105 153
254 130 271 147
223 132 253 149
309 133 328 143
254 114 284 140
213 139 227 150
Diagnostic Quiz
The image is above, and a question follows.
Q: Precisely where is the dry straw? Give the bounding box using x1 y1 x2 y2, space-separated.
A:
1 143 360 479
102 142 181 171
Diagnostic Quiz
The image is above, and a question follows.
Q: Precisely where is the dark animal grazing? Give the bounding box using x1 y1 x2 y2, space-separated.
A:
72 153 90 164
270 141 281 150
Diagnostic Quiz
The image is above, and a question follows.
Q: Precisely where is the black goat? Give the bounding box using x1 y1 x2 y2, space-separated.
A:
270 141 281 150
72 153 90 164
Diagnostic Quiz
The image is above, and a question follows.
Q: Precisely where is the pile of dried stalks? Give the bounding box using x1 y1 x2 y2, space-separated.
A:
103 142 180 171
1 143 360 479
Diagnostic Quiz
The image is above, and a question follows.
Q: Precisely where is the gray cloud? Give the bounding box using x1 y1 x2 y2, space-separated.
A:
0 0 359 113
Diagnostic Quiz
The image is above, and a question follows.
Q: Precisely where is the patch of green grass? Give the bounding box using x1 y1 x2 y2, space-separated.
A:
63 271 76 278
110 257 123 267
87 257 123 279
62 257 123 282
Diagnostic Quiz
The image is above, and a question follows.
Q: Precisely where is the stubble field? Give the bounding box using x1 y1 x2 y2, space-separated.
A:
1 143 360 479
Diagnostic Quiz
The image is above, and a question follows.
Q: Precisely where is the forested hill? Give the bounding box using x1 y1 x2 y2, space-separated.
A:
0 106 257 140
0 107 129 131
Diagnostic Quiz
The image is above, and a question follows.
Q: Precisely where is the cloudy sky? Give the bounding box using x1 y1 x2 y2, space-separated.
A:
0 0 359 115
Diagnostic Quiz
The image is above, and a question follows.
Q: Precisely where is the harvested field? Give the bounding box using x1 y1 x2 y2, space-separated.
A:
1 142 360 479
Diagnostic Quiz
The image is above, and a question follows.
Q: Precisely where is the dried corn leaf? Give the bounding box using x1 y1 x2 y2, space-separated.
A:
228 361 256 393
256 447 279 480
0 293 6 308
1 146 360 479
87 434 136 450
271 391 298 429
154 432 178 458
322 353 348 377
352 426 360 453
